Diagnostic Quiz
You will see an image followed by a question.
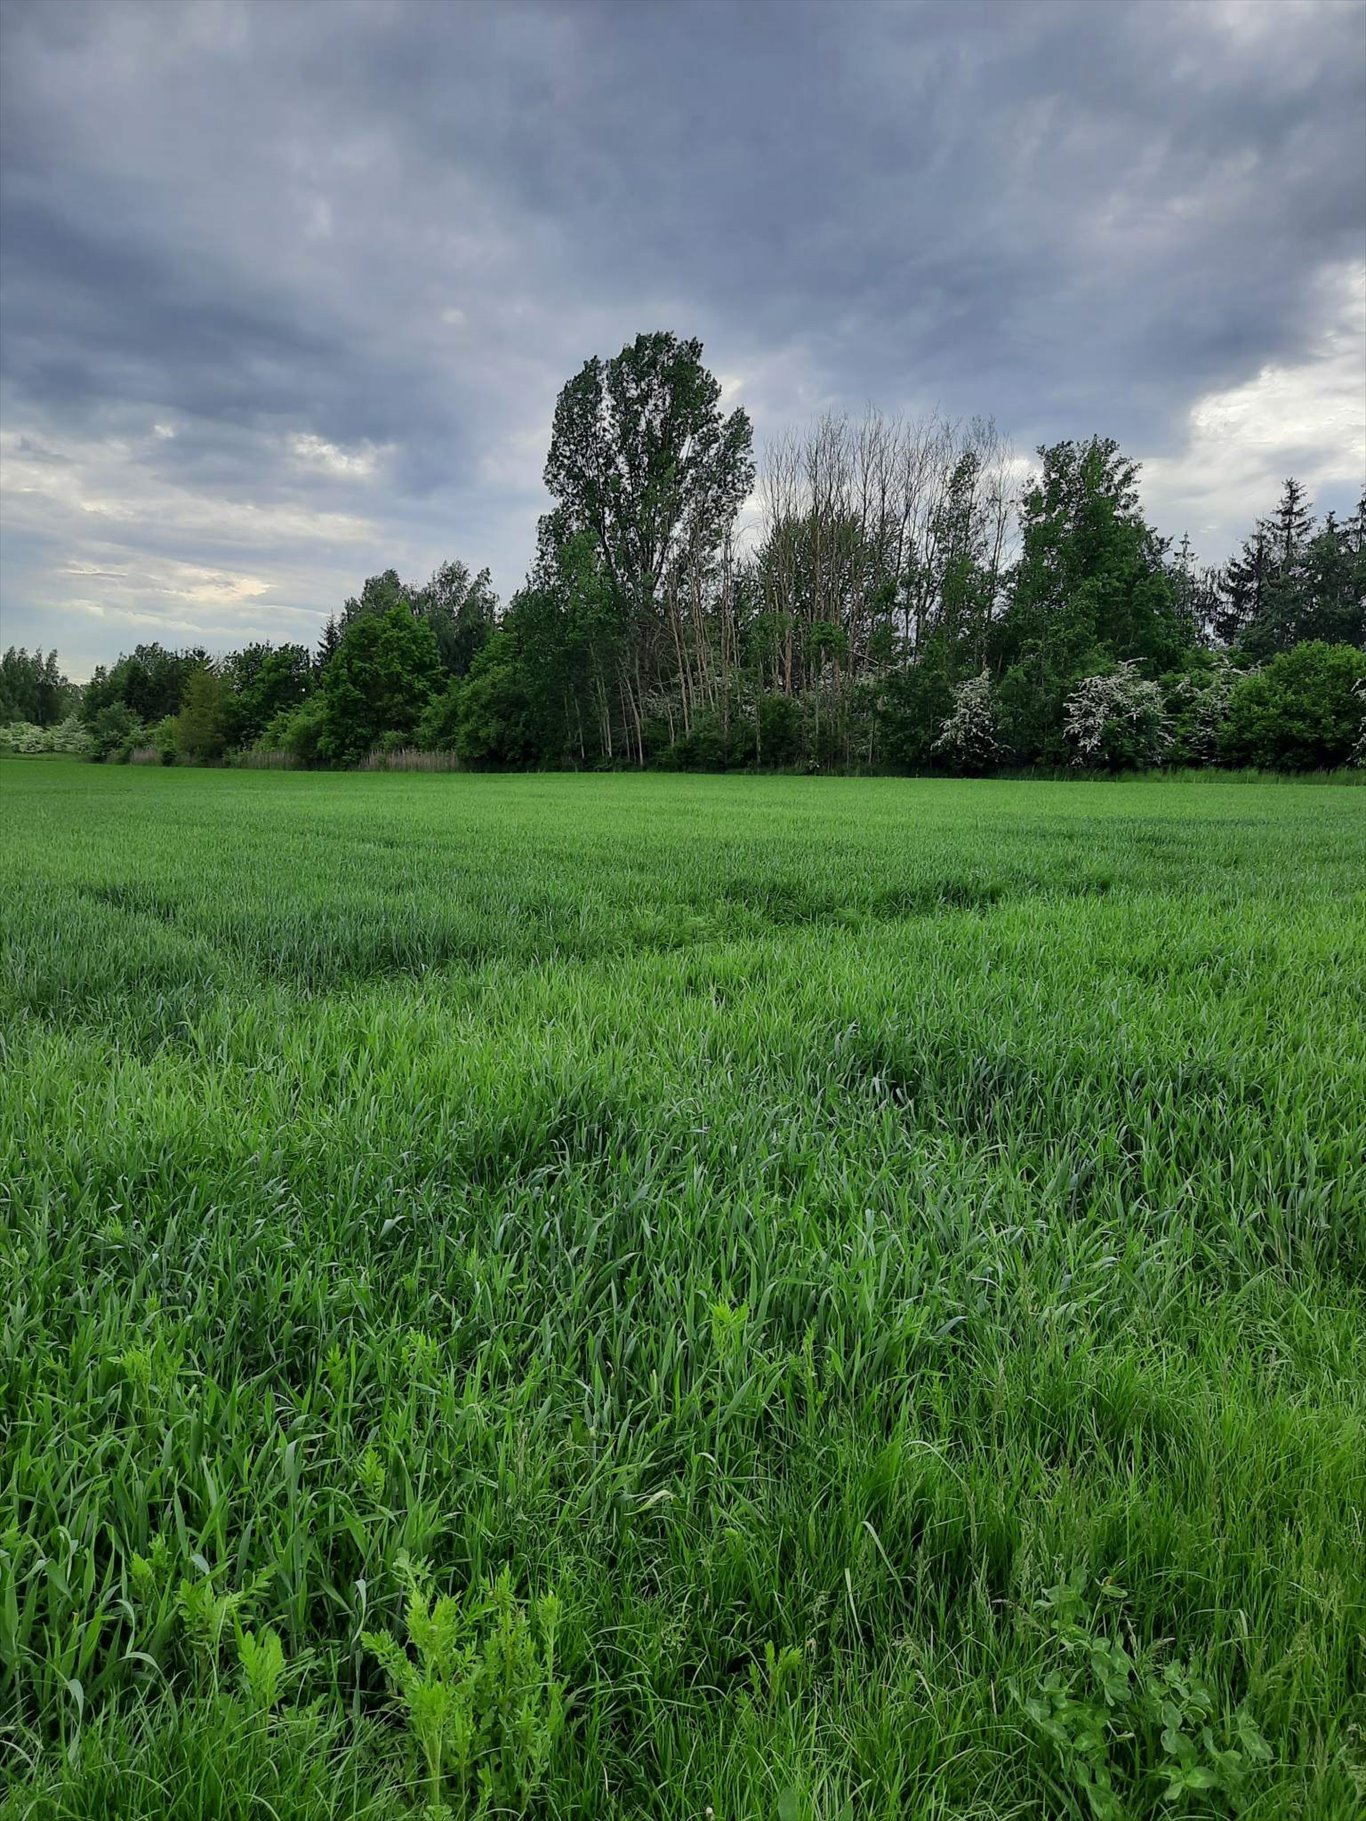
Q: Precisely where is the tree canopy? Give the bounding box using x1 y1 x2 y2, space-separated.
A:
20 330 1364 777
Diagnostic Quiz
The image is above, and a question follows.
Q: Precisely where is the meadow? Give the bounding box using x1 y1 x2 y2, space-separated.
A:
1 759 1363 1820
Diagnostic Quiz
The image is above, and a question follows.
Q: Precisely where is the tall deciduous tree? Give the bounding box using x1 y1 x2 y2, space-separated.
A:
340 569 415 630
0 648 72 726
318 608 443 763
82 643 211 726
417 560 499 677
543 331 754 760
222 644 314 747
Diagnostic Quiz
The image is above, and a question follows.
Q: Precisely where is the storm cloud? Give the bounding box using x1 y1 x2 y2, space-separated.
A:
1 0 1363 673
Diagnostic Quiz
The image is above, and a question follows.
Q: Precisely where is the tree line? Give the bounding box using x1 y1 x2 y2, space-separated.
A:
4 330 1363 773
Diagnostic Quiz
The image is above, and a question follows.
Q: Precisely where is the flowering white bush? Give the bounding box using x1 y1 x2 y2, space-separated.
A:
1163 654 1238 766
933 670 1001 773
0 722 47 754
1064 662 1168 769
0 716 92 756
1352 677 1365 768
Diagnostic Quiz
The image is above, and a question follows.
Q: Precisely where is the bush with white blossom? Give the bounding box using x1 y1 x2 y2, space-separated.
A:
1063 662 1168 770
1162 654 1238 767
0 715 92 757
933 670 1001 773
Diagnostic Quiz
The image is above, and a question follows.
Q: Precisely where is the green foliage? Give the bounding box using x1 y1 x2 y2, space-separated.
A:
1302 501 1366 649
319 607 444 764
540 331 754 764
236 1626 287 1714
419 560 498 679
1220 641 1366 771
994 438 1190 757
996 643 1104 764
0 647 75 726
363 1556 564 1817
544 331 754 619
1021 1573 1274 1818
83 644 210 728
1221 481 1366 657
450 631 535 766
655 700 760 771
174 665 231 762
341 567 416 629
178 1572 253 1667
414 680 463 752
146 715 179 764
86 701 144 761
259 693 329 763
501 525 629 763
221 644 314 747
873 643 959 769
756 691 804 767
53 432 1357 780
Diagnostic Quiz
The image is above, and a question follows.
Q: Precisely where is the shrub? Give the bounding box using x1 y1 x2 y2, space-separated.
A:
1063 661 1168 770
0 716 94 756
657 703 761 771
416 678 463 752
50 712 94 755
756 692 803 767
1220 640 1366 771
876 645 958 769
259 695 329 765
933 670 1001 774
148 716 180 764
453 633 535 766
1159 652 1240 767
88 702 144 761
0 721 51 755
994 642 1109 765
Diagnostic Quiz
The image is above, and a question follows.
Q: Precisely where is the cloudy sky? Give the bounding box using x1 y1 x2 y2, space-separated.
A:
1 0 1363 676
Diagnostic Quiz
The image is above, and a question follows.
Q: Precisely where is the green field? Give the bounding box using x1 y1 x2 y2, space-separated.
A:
2 760 1364 1819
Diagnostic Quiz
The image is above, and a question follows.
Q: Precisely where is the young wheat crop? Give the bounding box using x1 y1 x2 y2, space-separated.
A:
1 761 1363 1818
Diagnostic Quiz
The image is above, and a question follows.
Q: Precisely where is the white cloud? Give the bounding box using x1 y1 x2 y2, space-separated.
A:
0 419 384 670
1 427 375 545
288 432 389 478
1141 260 1366 556
60 552 273 616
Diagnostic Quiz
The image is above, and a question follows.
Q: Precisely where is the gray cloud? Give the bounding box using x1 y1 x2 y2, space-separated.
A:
1 0 1362 674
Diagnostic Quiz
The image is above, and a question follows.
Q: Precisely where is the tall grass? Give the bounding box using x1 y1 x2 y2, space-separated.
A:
357 747 465 772
225 749 304 770
1 761 1363 1818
